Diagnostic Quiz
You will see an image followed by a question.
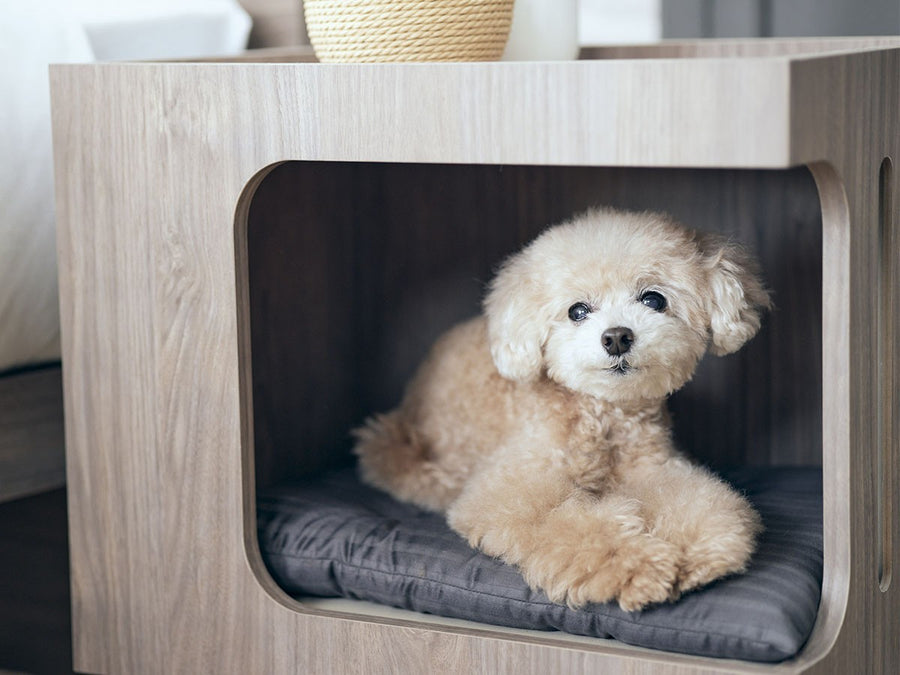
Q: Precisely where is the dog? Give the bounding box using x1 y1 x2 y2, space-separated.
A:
353 207 770 611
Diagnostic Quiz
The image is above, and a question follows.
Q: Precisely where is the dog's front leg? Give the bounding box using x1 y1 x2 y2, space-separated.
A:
446 446 681 611
617 455 763 596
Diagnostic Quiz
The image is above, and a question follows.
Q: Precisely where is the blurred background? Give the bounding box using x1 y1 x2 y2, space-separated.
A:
588 0 900 43
245 0 900 49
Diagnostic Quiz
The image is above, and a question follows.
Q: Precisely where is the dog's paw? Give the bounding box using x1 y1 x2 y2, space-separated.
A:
526 534 681 612
614 537 682 611
674 533 757 595
673 509 762 595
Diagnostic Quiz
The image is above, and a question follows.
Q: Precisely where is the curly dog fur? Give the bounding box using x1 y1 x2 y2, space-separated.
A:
354 207 771 611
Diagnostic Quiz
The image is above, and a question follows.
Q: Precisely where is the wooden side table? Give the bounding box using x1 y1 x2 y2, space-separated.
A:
51 38 898 673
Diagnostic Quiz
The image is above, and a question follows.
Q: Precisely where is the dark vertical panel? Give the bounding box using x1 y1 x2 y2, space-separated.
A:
247 163 360 487
771 0 900 37
246 163 822 487
663 0 899 39
712 0 765 38
759 0 774 37
662 0 707 39
0 490 73 674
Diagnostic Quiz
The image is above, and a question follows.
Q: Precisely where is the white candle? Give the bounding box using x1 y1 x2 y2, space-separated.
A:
503 0 580 61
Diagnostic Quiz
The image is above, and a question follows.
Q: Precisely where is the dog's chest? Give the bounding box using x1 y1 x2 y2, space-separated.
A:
562 401 668 489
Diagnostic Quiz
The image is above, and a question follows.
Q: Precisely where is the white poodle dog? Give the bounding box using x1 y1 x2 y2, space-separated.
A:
354 207 770 611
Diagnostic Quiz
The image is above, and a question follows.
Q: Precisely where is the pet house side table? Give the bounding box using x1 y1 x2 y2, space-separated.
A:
51 38 898 673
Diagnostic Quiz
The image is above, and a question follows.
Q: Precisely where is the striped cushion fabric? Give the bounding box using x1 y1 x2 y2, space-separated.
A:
257 466 822 662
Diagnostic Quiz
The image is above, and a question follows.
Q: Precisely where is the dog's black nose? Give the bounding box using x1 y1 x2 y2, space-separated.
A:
602 327 634 356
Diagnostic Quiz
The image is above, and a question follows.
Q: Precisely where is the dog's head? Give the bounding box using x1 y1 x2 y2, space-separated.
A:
485 208 771 402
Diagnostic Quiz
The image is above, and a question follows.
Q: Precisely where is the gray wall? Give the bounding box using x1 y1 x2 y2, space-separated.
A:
664 0 900 38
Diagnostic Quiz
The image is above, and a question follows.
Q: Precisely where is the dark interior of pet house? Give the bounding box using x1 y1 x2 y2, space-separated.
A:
243 162 825 662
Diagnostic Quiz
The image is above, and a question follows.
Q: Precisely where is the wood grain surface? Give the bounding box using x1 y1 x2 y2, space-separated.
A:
50 39 899 674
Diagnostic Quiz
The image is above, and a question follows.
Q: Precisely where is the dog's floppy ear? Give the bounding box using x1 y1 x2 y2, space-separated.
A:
484 246 551 381
701 236 772 356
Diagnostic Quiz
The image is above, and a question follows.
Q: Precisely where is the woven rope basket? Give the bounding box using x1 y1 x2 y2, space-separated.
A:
304 0 515 63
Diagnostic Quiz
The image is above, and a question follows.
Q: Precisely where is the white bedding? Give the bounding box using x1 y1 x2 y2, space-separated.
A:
0 1 250 373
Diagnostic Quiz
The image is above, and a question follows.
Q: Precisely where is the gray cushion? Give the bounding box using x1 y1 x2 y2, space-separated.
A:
258 466 822 663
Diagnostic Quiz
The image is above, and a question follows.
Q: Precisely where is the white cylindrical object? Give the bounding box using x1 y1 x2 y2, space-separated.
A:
503 0 579 60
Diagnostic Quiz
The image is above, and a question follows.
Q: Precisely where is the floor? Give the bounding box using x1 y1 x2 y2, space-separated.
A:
0 489 74 674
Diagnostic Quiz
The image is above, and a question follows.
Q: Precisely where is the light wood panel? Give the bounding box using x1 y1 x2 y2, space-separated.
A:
0 366 65 503
50 40 898 674
791 47 900 674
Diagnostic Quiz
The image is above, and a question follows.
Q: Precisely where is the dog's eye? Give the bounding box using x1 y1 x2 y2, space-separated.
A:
568 302 592 322
640 291 667 312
